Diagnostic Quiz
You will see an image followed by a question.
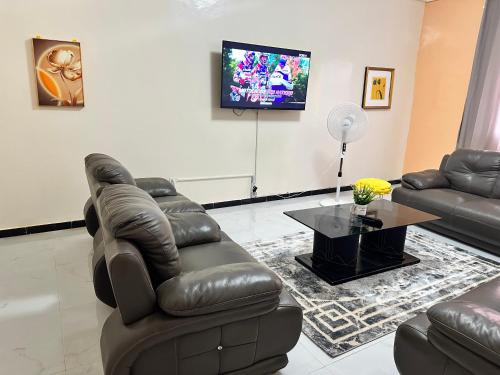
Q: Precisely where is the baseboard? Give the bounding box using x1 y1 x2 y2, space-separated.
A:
0 220 86 239
0 180 401 238
202 179 401 209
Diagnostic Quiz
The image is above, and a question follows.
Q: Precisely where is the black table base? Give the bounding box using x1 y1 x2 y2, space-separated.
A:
295 226 420 285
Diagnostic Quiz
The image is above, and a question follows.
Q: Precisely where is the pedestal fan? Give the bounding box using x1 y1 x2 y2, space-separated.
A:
319 103 369 206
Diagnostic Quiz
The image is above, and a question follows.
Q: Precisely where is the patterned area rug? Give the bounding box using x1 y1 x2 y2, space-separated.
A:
242 229 500 358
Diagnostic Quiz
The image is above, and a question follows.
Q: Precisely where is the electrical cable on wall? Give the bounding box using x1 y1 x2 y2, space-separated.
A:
254 109 305 200
275 191 306 199
252 110 259 197
232 108 245 117
233 107 305 200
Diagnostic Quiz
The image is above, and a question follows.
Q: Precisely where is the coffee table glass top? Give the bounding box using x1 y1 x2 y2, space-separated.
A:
284 199 439 239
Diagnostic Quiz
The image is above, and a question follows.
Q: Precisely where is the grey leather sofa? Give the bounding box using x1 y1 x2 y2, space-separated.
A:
96 184 302 375
393 149 500 374
392 149 500 255
85 153 206 306
85 154 302 374
394 276 500 375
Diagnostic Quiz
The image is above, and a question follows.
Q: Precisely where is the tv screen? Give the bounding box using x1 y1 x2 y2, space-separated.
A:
221 40 311 110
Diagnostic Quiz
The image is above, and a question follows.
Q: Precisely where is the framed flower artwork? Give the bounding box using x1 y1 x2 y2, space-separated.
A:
362 67 394 109
32 38 85 107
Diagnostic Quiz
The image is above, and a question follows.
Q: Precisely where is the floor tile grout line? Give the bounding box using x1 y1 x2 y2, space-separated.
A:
53 251 68 373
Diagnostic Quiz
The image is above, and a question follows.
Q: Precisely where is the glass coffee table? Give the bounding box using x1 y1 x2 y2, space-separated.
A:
284 199 439 285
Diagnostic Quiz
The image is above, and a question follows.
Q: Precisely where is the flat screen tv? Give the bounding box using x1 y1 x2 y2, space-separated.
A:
221 40 311 110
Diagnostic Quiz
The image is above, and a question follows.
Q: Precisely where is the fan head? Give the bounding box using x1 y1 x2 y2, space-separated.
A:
327 103 368 143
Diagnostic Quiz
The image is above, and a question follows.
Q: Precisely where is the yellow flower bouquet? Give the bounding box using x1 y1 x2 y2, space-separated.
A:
350 178 392 216
354 178 392 197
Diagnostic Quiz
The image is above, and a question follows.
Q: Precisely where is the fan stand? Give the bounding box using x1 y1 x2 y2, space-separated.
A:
319 142 351 206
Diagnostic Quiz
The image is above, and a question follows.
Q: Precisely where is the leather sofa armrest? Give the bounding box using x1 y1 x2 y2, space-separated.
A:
104 236 157 325
83 196 99 237
157 262 282 316
402 169 450 190
101 295 284 375
135 177 176 197
427 301 500 366
166 212 221 248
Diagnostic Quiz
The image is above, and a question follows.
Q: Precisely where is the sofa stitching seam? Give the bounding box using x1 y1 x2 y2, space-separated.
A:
164 289 281 314
429 317 500 359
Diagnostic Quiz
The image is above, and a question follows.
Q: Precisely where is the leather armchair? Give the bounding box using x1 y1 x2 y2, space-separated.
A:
393 149 500 255
394 277 500 375
392 150 500 373
95 183 302 375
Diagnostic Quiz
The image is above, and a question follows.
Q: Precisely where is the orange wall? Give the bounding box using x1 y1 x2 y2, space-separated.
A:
403 0 484 172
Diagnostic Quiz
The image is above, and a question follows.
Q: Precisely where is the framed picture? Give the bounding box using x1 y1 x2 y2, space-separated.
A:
362 67 394 109
32 38 85 107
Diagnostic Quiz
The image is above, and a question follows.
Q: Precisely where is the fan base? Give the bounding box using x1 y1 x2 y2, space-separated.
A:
319 198 352 207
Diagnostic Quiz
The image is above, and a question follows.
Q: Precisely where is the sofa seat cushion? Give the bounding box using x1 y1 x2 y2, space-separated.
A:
157 262 282 316
392 188 480 220
179 239 256 273
451 199 500 244
98 184 181 285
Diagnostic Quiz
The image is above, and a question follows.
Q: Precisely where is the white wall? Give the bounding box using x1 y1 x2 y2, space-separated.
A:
0 0 424 229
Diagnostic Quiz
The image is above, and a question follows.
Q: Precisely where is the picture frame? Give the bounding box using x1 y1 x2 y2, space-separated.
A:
362 67 394 109
32 38 85 107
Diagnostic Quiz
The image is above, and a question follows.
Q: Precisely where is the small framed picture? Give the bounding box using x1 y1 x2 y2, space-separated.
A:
362 67 394 109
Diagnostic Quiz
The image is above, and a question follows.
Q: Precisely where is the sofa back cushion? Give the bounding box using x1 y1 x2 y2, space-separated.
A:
443 149 500 198
166 212 221 248
98 184 181 286
85 153 136 185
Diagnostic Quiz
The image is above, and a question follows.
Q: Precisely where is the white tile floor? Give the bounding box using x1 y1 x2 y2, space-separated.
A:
1 191 499 375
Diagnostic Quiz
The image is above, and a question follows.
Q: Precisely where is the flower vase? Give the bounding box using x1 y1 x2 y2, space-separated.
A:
351 203 368 216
